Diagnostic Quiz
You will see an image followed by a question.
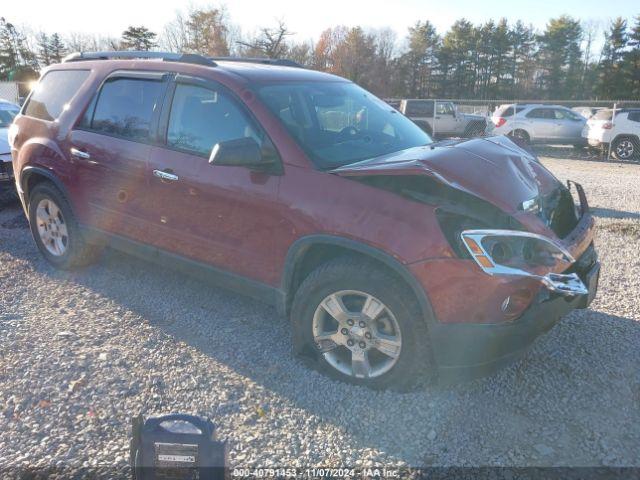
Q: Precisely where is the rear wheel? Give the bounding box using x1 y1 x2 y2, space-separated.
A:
291 257 435 390
28 182 102 269
509 129 530 144
611 136 638 160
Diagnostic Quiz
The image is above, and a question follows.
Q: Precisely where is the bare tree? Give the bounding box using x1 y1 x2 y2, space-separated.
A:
237 20 293 58
161 7 230 56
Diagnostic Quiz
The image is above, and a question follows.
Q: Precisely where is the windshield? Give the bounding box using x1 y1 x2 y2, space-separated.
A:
0 104 19 128
258 82 432 169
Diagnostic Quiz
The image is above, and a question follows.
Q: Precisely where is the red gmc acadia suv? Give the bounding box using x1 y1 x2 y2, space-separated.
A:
9 52 599 389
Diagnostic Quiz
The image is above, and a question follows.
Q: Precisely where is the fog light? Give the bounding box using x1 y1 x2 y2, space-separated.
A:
501 289 534 321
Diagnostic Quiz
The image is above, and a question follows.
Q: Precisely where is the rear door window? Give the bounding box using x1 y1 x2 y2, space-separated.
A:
87 77 164 142
554 109 582 120
23 70 90 121
526 108 554 119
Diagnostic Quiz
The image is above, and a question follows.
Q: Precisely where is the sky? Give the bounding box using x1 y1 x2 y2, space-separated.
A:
2 0 638 45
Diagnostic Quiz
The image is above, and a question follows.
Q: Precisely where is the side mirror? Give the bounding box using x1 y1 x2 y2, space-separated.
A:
209 137 280 173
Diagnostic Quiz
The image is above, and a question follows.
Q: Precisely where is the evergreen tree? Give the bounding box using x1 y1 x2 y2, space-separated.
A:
0 17 37 80
49 33 67 63
439 19 476 98
596 18 628 99
36 32 52 66
402 21 439 98
623 15 640 99
509 21 536 98
120 26 157 51
537 15 583 98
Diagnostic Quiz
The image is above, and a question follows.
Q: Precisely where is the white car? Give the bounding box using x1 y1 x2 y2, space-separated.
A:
491 104 587 146
583 108 640 160
0 99 20 187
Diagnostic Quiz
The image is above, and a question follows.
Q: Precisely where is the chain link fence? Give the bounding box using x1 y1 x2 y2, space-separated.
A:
0 82 21 105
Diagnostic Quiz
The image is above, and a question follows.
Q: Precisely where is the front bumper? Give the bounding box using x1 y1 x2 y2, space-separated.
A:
432 258 600 380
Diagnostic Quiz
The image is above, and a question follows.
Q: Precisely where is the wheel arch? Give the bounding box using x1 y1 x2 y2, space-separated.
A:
281 235 437 327
20 166 71 214
612 133 640 146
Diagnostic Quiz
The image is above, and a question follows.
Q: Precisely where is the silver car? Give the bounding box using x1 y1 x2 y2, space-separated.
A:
0 99 20 189
491 104 587 146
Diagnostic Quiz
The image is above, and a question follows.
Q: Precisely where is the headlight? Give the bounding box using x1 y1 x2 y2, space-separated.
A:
461 229 588 296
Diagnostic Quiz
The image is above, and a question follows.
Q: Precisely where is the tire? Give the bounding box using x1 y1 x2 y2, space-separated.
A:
28 182 102 269
611 136 639 161
508 129 530 145
290 256 435 390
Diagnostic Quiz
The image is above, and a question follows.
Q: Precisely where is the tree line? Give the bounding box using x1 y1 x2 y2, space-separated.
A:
1 7 639 100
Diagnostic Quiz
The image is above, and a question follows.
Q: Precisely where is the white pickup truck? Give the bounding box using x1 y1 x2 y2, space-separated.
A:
398 99 491 139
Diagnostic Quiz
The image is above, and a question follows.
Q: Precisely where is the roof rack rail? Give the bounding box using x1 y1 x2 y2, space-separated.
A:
209 57 303 68
62 51 217 67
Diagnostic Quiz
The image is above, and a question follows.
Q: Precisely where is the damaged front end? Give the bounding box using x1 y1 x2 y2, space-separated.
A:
459 229 588 297
332 137 598 321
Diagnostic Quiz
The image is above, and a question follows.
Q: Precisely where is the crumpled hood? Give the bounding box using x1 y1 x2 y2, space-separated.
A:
0 127 10 156
331 136 560 213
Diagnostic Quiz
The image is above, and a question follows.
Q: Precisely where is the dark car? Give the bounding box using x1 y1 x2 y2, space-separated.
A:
9 52 599 389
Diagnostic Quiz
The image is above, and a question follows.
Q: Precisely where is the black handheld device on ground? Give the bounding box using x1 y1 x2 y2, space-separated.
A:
130 413 226 480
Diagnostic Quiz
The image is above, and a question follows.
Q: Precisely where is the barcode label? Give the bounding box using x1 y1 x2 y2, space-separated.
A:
157 454 196 463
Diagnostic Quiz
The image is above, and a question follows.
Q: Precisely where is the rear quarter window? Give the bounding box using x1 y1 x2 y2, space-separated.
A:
23 70 90 121
404 101 434 116
627 112 640 123
496 106 525 118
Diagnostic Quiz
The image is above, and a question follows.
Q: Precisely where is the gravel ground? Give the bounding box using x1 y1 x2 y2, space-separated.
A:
0 155 639 476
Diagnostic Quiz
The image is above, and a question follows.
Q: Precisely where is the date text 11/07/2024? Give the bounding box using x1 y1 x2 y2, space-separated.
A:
231 467 400 478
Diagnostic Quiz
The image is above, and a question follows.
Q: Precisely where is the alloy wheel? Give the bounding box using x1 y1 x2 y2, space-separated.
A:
35 198 69 256
615 140 635 159
312 290 402 379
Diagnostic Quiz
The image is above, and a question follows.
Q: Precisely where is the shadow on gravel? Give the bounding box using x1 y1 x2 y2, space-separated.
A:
3 226 639 466
592 207 640 220
532 145 640 166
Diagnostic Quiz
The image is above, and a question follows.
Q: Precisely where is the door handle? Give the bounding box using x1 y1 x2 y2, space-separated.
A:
70 147 91 159
153 169 179 182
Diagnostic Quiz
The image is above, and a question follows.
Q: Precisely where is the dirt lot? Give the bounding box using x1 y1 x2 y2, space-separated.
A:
0 151 639 475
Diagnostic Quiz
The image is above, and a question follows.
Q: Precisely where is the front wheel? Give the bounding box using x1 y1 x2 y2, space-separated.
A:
291 257 435 390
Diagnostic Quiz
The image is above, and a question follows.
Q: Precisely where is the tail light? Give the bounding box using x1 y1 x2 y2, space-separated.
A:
494 117 507 128
602 122 613 130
